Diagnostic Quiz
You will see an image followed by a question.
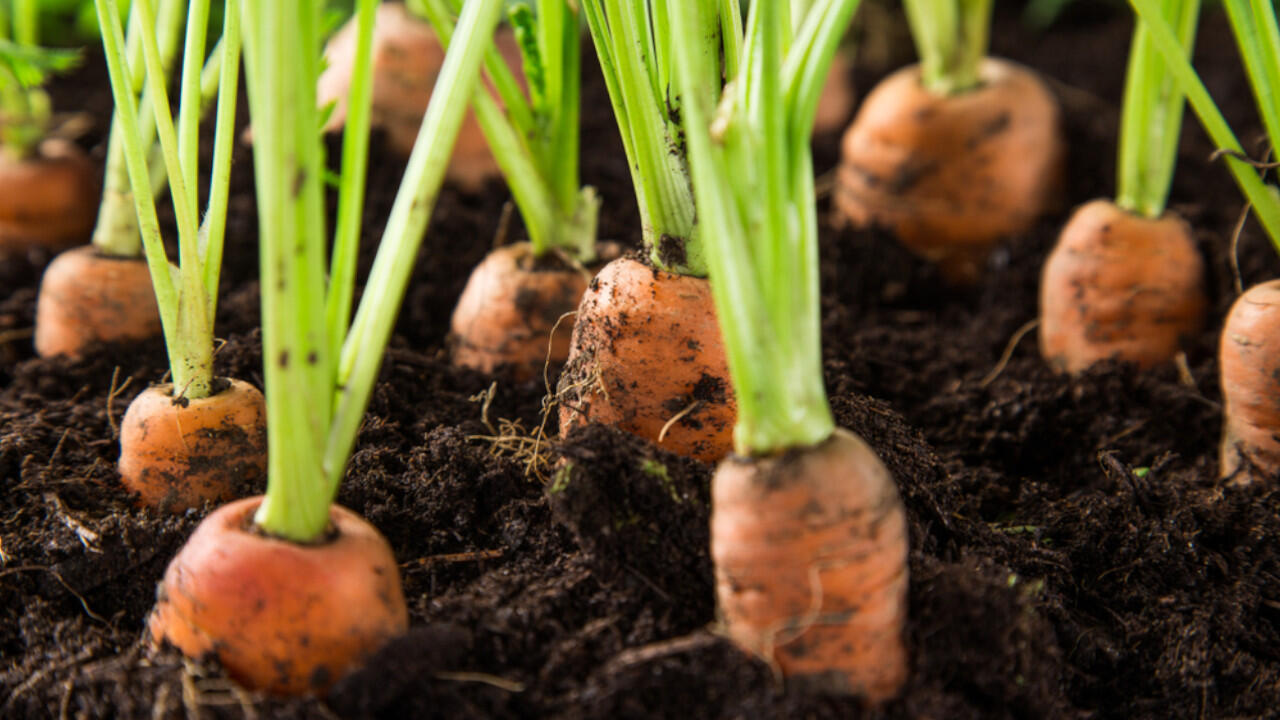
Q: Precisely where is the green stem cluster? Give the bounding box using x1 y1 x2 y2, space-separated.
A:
1115 0 1200 218
671 0 859 456
902 0 992 95
1128 0 1280 248
581 0 729 276
416 0 598 261
93 0 241 400
244 0 504 542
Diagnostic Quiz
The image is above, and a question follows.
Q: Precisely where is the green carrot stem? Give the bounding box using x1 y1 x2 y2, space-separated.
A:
582 0 706 275
1115 0 1200 218
325 0 377 363
902 0 992 95
323 0 506 500
1128 0 1280 250
670 0 857 456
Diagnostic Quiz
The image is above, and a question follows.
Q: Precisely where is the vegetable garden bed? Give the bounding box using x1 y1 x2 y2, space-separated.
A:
2 3 1278 718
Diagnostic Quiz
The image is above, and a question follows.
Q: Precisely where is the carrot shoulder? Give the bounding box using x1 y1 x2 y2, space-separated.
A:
835 58 1064 284
1039 199 1205 373
148 496 408 694
557 256 735 463
451 242 616 381
33 245 163 359
1219 280 1280 484
713 428 909 701
118 379 267 512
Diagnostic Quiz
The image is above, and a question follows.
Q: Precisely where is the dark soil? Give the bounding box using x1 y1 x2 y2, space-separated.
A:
4 3 1280 719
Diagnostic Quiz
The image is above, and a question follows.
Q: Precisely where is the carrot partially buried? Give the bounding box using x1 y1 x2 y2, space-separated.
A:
428 0 609 381
0 139 100 260
33 245 162 358
1219 280 1280 484
836 57 1064 283
451 242 616 380
1040 0 1203 374
557 256 736 463
712 429 909 699
667 0 909 700
1039 200 1205 373
148 496 409 694
118 379 267 512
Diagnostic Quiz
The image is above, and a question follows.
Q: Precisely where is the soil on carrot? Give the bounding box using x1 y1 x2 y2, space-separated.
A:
4 4 1280 719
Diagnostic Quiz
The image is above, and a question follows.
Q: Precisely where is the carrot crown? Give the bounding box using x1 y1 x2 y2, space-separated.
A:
93 0 241 401
1115 0 1200 219
417 0 599 262
242 0 504 543
1127 0 1280 249
670 0 859 456
0 4 79 160
901 0 992 95
580 0 730 277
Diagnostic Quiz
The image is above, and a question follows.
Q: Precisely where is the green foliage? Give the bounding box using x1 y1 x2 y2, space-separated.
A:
0 40 79 156
670 0 858 455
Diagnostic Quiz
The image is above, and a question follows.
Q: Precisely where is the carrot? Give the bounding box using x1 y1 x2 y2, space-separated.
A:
118 378 267 512
557 256 735 463
1218 280 1280 483
317 1 522 191
1039 200 1205 373
1040 2 1202 373
136 0 503 694
147 495 408 694
451 241 617 380
33 245 163 358
665 0 910 701
712 429 909 699
424 0 608 382
0 139 99 259
813 49 855 136
835 60 1064 284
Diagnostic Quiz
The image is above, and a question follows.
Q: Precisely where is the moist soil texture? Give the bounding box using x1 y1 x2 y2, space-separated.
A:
4 4 1280 719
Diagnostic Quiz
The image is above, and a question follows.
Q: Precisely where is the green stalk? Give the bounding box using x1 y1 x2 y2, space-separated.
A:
92 0 186 258
14 0 35 46
247 0 505 542
419 0 598 260
582 0 708 275
1128 0 1280 249
902 0 992 95
324 0 506 500
198 0 240 314
1115 0 1200 218
176 0 209 215
670 0 856 456
324 0 377 362
245 0 333 542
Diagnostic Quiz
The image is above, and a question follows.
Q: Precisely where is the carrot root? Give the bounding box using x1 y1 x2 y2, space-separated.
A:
34 245 164 359
118 379 267 512
148 496 409 695
712 428 909 702
557 256 735 463
0 139 100 260
835 58 1064 284
1039 200 1206 373
450 242 618 381
1219 280 1280 484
